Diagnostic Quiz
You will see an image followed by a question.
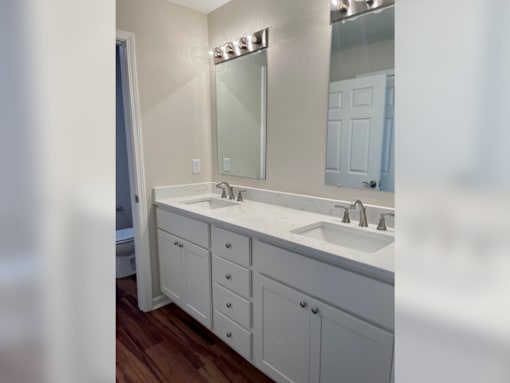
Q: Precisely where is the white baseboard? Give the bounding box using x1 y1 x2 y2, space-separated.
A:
152 294 171 310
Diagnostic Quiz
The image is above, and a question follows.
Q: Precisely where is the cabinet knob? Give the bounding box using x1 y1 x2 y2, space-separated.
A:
225 243 232 249
178 244 183 248
225 274 232 280
226 302 232 308
173 241 179 246
226 331 232 338
299 301 307 308
311 307 319 315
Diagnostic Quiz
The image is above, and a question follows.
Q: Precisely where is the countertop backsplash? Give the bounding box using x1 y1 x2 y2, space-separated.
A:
154 183 394 229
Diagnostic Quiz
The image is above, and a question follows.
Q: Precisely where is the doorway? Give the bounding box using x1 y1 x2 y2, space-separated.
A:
116 31 152 311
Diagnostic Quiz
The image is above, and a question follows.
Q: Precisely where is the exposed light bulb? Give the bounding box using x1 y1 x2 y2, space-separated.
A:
224 44 234 54
238 38 248 49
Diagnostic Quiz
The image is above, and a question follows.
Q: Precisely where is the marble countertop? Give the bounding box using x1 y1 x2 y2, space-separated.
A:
155 193 394 284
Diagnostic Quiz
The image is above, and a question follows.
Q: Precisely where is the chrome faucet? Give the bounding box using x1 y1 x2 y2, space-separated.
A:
334 205 351 223
216 181 235 200
350 199 368 227
377 213 394 231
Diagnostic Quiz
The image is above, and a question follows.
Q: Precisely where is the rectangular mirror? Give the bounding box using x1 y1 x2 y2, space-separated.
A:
215 50 267 179
326 6 395 192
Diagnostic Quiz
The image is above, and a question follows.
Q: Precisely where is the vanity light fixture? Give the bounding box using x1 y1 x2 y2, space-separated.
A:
238 37 248 50
330 0 394 23
210 28 268 65
250 34 261 44
210 48 222 58
224 43 234 54
336 0 349 14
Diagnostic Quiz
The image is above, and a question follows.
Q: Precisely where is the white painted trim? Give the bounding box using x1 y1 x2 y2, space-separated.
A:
152 294 172 310
116 30 153 312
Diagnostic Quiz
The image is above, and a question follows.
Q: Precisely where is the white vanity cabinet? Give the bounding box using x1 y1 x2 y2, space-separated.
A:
154 199 394 383
253 241 394 383
156 209 212 329
211 226 253 360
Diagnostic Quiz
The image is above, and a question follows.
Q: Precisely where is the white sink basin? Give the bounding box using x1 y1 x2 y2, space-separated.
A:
182 197 239 210
291 221 393 253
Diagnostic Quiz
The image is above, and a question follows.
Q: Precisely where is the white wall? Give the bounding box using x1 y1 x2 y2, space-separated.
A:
397 1 510 383
117 0 211 296
208 0 394 207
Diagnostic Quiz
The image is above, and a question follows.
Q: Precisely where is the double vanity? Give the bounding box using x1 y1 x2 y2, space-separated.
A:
154 183 394 383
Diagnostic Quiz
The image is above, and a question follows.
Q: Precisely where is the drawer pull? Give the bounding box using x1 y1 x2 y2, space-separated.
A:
225 274 232 280
173 241 179 246
226 302 232 309
311 307 319 315
178 243 184 248
226 331 232 338
299 301 307 308
225 243 232 249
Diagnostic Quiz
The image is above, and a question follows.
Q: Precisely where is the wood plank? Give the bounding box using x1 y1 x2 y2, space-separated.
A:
116 339 162 383
145 341 210 383
116 277 274 383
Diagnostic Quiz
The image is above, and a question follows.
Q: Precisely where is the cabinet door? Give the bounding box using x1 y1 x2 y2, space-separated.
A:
309 299 393 383
254 274 311 383
182 240 212 329
157 230 184 305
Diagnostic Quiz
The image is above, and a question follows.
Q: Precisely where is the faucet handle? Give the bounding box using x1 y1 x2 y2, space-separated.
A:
334 205 351 223
216 182 227 198
229 186 236 200
237 190 247 202
377 213 394 231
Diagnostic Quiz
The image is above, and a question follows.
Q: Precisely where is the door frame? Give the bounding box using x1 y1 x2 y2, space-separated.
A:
116 30 152 311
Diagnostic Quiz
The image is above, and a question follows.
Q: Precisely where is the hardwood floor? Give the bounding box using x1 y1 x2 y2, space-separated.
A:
116 277 274 383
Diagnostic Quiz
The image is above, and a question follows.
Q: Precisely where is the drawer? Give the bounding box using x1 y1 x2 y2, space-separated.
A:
253 240 394 331
212 255 251 298
157 209 209 248
213 283 251 329
211 226 250 267
213 310 252 360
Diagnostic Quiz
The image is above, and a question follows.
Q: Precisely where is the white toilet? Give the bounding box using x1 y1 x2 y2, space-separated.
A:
116 227 136 278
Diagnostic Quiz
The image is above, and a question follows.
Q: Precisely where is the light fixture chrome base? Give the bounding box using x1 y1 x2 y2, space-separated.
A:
331 0 394 24
210 28 268 65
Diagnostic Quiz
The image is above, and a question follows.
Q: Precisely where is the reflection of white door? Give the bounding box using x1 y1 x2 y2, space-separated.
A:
326 74 387 189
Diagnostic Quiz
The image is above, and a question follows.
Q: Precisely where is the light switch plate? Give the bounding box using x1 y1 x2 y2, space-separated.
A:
223 158 231 172
192 159 201 174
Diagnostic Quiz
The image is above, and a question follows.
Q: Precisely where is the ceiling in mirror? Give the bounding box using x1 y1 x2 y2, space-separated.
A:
331 8 394 51
164 0 232 14
326 6 394 192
